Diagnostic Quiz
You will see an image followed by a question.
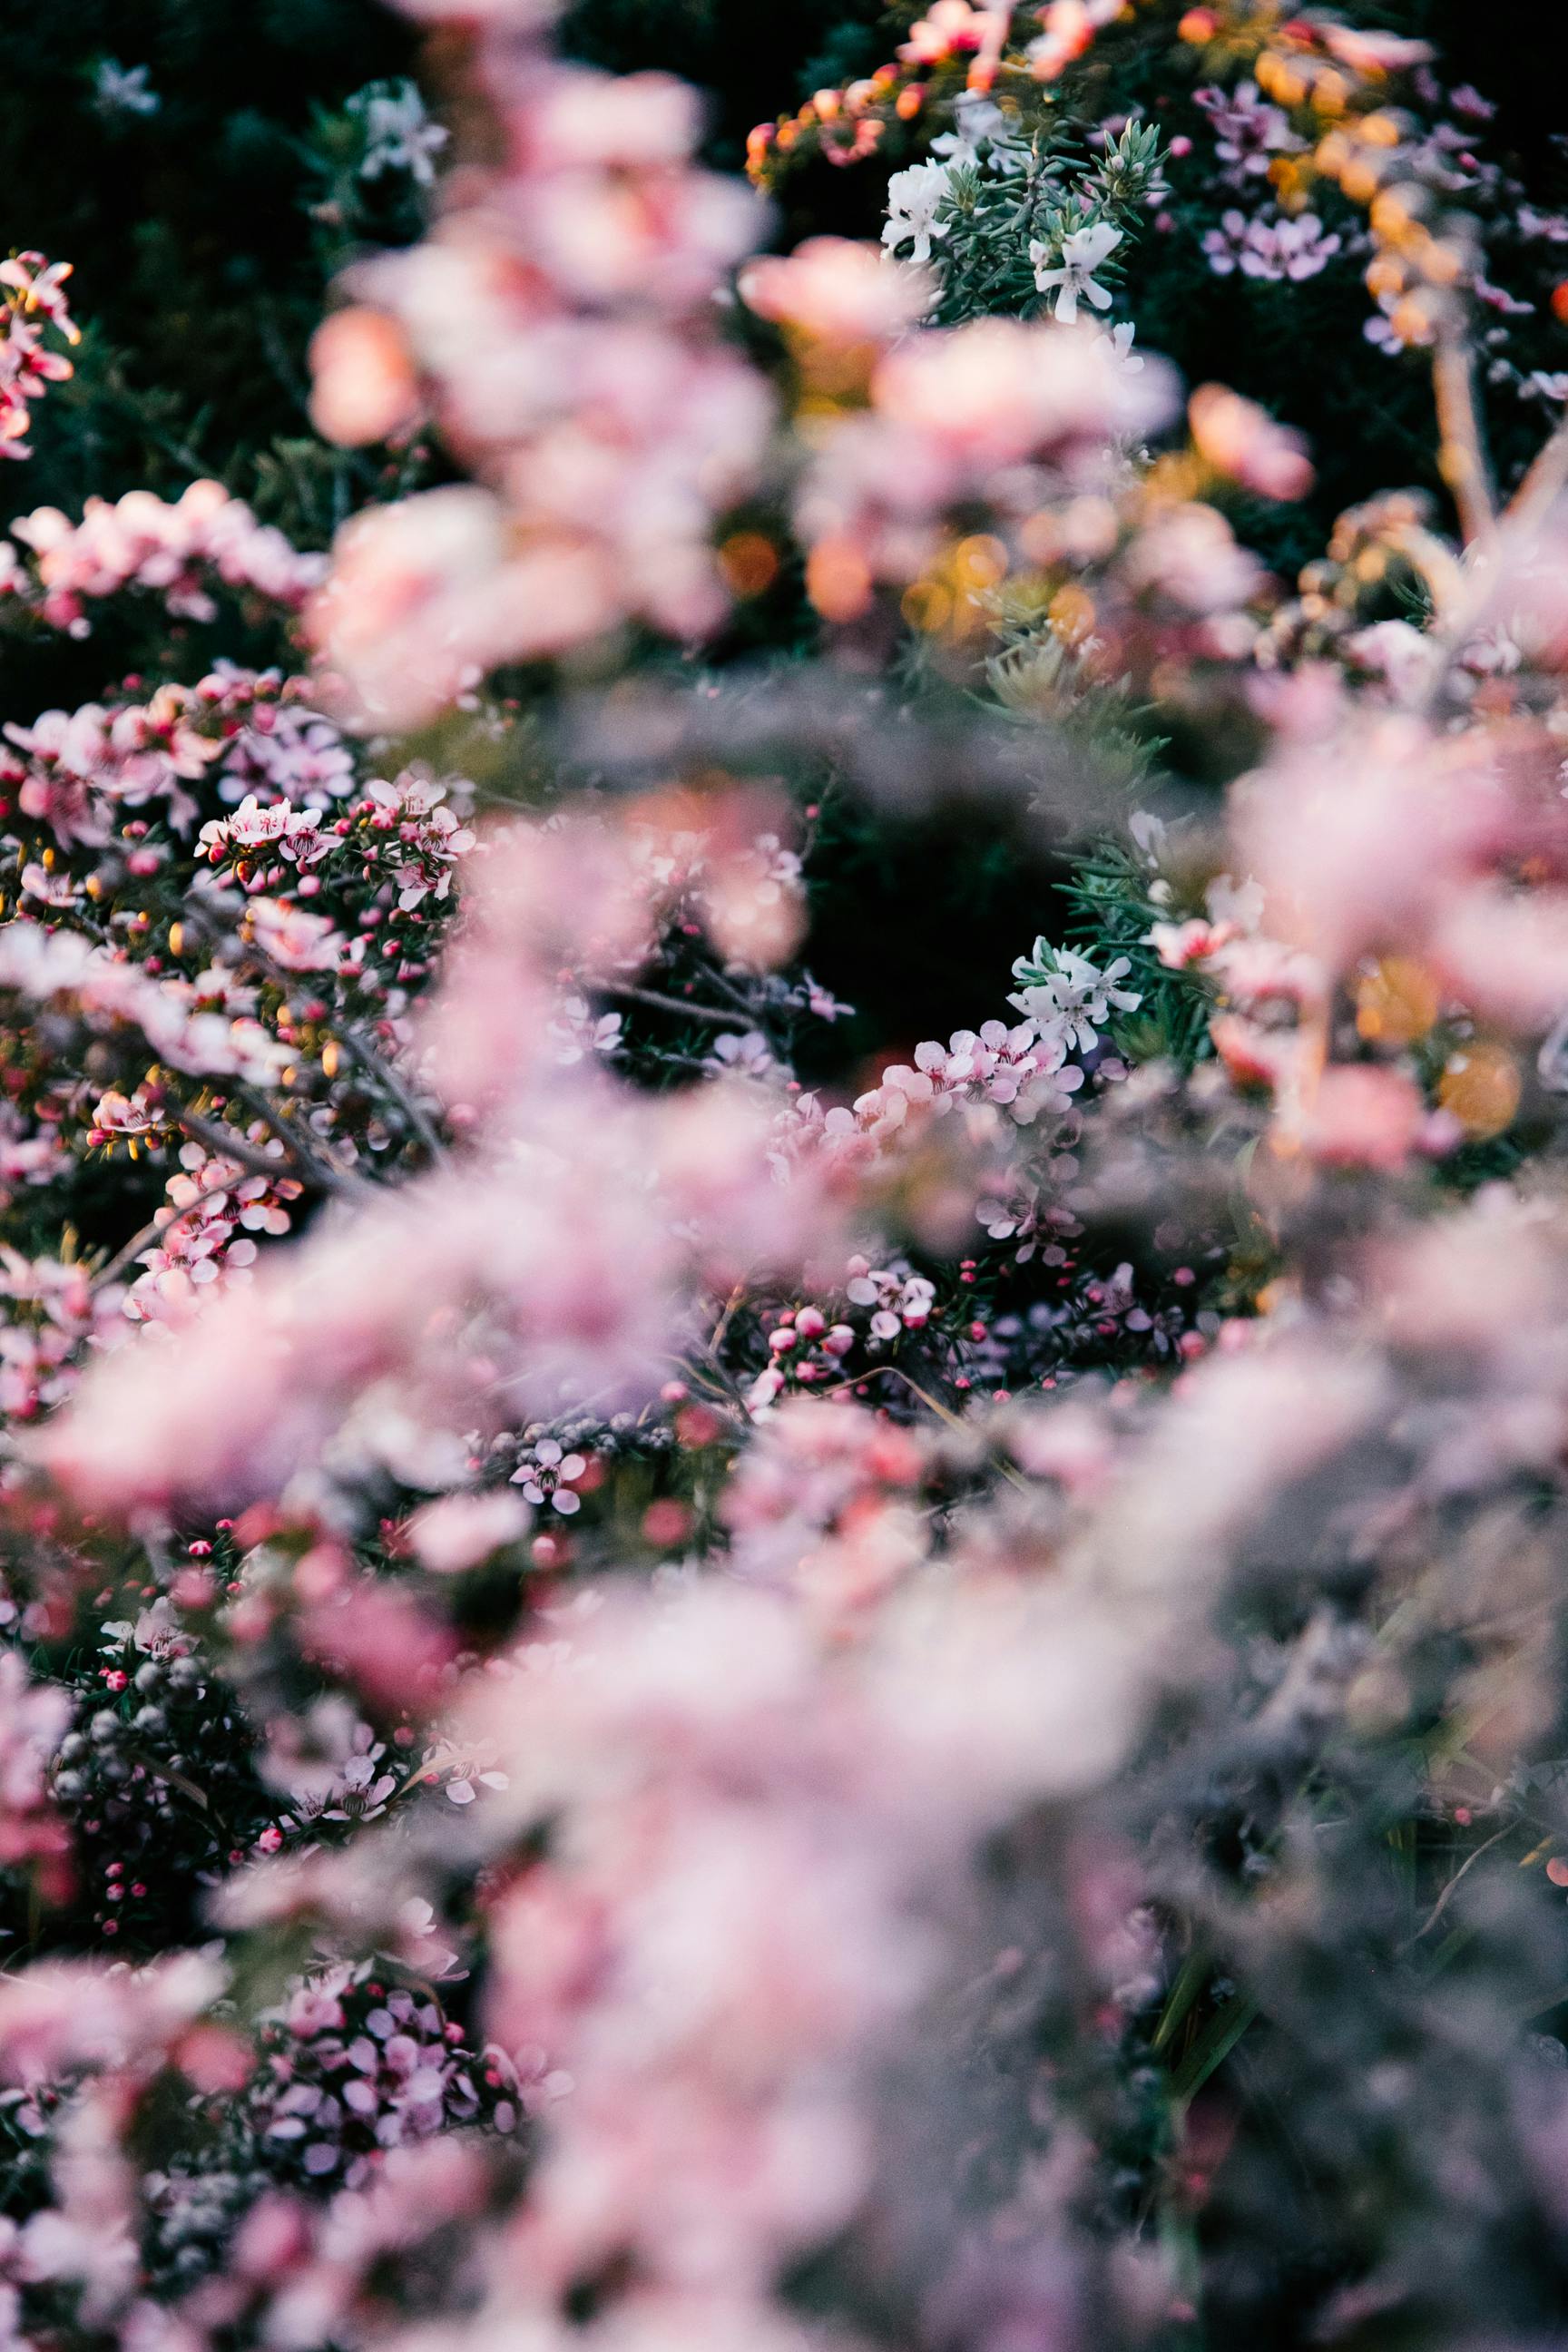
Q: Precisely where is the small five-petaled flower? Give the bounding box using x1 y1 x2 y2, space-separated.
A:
1030 220 1123 321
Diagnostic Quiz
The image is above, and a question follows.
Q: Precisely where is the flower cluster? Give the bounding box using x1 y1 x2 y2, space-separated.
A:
120 1136 303 1326
1 483 327 636
304 36 770 724
9 5 1568 2352
0 252 78 459
248 1965 520 2188
0 1647 72 1906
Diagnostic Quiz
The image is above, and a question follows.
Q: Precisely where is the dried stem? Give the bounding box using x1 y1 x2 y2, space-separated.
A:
1502 409 1568 538
600 981 754 1032
1432 331 1497 550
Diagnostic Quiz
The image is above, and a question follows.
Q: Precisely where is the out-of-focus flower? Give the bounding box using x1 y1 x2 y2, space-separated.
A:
1193 80 1304 180
740 238 934 344
409 1488 531 1573
1297 1062 1429 1171
309 308 423 446
349 79 448 184
1189 383 1313 500
92 58 160 116
1202 207 1343 282
1027 0 1121 81
310 485 612 729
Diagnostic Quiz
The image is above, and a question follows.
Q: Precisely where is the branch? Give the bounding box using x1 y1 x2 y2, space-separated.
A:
1415 396 1567 699
329 1024 448 1166
231 1080 365 1193
599 981 755 1033
1502 409 1568 538
169 1102 308 1182
1400 1823 1512 1951
230 931 448 1168
1432 330 1497 549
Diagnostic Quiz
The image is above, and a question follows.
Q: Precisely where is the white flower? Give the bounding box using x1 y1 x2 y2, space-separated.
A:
549 994 623 1065
1109 320 1144 372
1129 809 1167 866
350 80 449 188
1030 220 1122 322
93 59 159 117
1206 873 1265 933
1009 945 1141 1053
704 1029 778 1080
930 92 1023 172
882 162 954 266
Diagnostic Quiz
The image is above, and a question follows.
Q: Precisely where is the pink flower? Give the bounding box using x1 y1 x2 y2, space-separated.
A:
311 486 614 729
309 306 422 446
0 253 80 341
1193 80 1303 180
1189 383 1313 500
739 239 934 344
410 1488 531 1572
245 896 346 973
1298 1063 1427 1171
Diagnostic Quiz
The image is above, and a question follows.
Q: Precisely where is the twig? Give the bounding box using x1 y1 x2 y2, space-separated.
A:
322 1026 448 1167
706 1283 746 1358
234 933 448 1167
1407 387 1562 701
232 1080 362 1193
1502 410 1568 538
1400 1822 1512 1951
1432 330 1497 550
171 1102 309 1183
703 965 774 1021
600 981 753 1033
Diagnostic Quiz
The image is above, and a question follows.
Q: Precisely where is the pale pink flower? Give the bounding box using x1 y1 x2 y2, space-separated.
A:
739 238 934 344
1189 382 1313 500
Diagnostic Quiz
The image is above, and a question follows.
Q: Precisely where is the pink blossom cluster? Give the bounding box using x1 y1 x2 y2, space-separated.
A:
305 33 771 723
0 669 303 849
783 1004 1102 1179
0 251 78 459
120 1136 304 1327
0 918 291 1090
0 1248 117 1423
1200 206 1345 283
0 1647 72 1896
247 1965 520 2186
1192 80 1304 182
791 309 1178 614
1 481 327 637
744 1257 939 1413
12 12 1568 2352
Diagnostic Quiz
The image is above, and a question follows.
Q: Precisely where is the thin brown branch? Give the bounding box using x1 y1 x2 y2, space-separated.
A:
1432 331 1497 549
328 1025 448 1166
232 936 448 1168
600 981 754 1032
170 1102 307 1182
1502 410 1568 536
1401 1823 1512 1950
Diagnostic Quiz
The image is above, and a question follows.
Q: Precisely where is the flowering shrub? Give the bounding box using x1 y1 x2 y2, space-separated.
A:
10 5 1568 2350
